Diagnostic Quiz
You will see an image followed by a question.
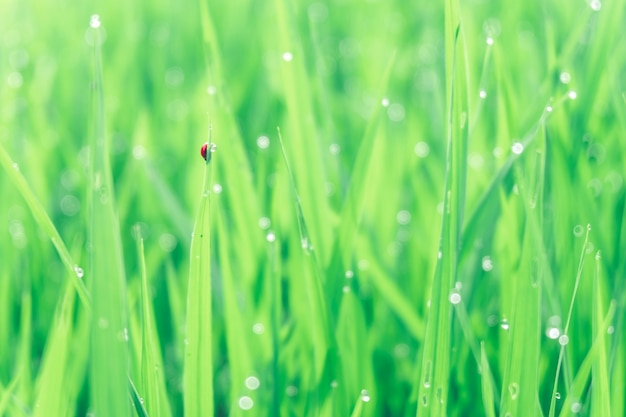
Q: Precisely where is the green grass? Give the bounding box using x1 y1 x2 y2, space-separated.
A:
0 0 625 416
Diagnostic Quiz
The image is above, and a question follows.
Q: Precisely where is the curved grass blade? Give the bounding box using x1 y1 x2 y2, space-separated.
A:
88 15 131 417
0 144 91 310
183 139 215 417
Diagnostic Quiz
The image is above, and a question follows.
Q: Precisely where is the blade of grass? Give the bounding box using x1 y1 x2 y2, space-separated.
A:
416 0 469 413
183 137 215 417
557 301 616 417
0 144 91 310
32 280 76 417
137 235 173 417
548 226 592 417
591 251 611 417
87 15 131 417
277 128 339 413
500 131 547 417
480 342 497 417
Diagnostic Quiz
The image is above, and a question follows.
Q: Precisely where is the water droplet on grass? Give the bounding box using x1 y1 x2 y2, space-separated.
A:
282 52 293 61
508 382 519 399
330 380 338 388
414 141 430 158
90 15 101 28
555 392 561 399
345 270 354 279
286 385 298 396
486 37 494 45
74 265 84 278
423 360 432 388
238 396 253 410
252 323 265 335
500 318 510 330
206 85 216 95
481 256 493 271
381 97 390 107
479 90 487 99
449 291 461 305
212 184 222 194
132 145 147 160
560 72 571 84
558 334 569 346
571 401 582 413
245 376 260 390
568 91 577 100
573 224 584 237
257 135 270 149
511 142 524 155
546 105 553 112
590 0 601 11
266 232 276 242
396 210 411 225
360 389 371 402
258 217 271 229
329 143 341 155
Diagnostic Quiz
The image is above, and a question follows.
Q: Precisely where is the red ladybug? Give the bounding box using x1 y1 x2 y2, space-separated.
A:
200 142 209 161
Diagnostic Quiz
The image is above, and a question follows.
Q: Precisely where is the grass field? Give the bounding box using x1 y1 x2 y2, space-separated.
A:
0 0 625 416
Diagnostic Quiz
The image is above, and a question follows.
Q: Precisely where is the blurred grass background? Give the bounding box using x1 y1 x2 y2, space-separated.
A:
0 0 625 416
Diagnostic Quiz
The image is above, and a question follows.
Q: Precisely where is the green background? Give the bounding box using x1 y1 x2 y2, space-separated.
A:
0 0 624 416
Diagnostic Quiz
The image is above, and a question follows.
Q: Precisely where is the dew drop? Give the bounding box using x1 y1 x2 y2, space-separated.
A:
342 285 350 293
74 265 84 278
212 183 222 194
481 256 493 272
423 360 432 388
90 15 101 28
508 382 519 400
252 323 265 335
546 105 553 112
570 401 582 413
568 91 577 100
381 97 390 107
258 217 271 229
555 392 561 400
245 376 260 390
449 291 462 305
500 318 510 330
414 141 430 158
330 380 338 388
286 385 298 397
573 224 584 237
12 163 19 171
329 143 341 155
396 210 411 225
282 51 293 61
511 142 524 155
421 395 428 407
479 90 487 99
238 396 253 410
559 72 571 84
360 389 371 402
486 37 494 45
266 231 276 242
590 0 601 11
558 334 569 346
345 270 354 279
206 85 217 95
256 135 270 149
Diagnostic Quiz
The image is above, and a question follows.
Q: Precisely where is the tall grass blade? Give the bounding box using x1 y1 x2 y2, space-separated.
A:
183 139 215 417
416 0 469 414
87 15 131 417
